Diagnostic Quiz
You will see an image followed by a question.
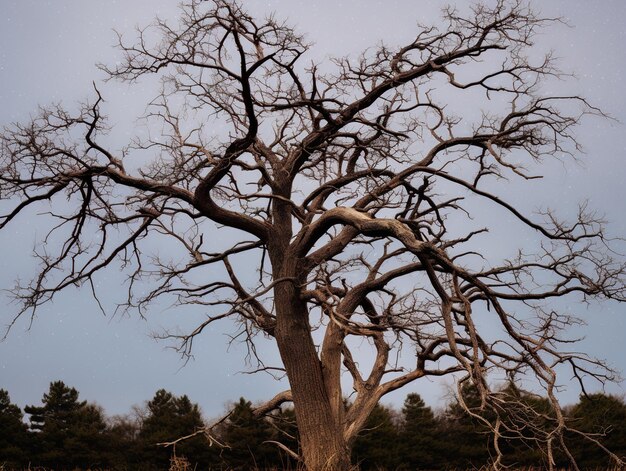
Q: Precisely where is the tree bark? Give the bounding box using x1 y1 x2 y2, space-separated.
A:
271 251 351 470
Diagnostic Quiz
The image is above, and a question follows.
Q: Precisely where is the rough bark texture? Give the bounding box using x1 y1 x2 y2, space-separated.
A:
270 204 351 469
274 292 350 470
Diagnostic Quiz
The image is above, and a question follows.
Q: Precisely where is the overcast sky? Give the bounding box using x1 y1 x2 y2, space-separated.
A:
1 0 626 420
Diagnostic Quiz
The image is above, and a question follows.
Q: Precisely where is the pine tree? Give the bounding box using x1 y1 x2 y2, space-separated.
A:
107 414 142 469
0 389 29 468
352 403 398 470
495 382 552 467
139 389 214 469
567 393 626 468
397 393 439 470
65 403 109 468
271 406 300 468
441 383 491 469
24 381 109 469
220 397 279 470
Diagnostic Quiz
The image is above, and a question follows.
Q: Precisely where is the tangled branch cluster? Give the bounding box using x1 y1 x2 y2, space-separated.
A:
2 1 624 468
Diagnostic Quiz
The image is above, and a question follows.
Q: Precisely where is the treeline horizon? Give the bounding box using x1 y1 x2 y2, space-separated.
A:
1 381 625 470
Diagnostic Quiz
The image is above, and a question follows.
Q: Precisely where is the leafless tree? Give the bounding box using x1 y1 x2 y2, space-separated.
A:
1 1 624 469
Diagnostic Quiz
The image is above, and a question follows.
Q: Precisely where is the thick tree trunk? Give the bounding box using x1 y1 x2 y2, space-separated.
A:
272 254 351 470
276 312 351 469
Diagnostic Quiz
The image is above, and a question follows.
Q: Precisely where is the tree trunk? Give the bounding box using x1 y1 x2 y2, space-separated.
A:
272 255 351 470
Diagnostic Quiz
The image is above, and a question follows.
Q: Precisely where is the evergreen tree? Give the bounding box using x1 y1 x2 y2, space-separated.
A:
220 397 280 470
25 380 86 433
441 383 491 469
107 414 142 470
139 389 215 470
270 406 300 469
0 389 29 468
65 403 110 468
396 393 439 470
352 403 398 470
566 393 626 468
24 381 109 469
440 382 560 468
494 382 552 468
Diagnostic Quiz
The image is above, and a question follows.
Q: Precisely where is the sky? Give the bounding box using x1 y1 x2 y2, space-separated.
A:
1 1 626 421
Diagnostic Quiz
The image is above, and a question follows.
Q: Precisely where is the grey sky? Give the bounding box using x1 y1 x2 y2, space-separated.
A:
1 1 626 420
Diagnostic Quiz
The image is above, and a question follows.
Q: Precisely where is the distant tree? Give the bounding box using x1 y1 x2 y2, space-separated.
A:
493 382 553 468
25 381 86 433
3 1 626 468
397 393 439 470
442 382 491 469
220 397 280 470
566 393 626 468
442 382 582 469
107 414 143 470
352 402 398 470
139 389 214 469
24 381 109 469
0 389 29 468
269 406 301 469
66 403 110 468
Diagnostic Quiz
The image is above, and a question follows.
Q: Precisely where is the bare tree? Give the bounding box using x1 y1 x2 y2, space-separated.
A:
1 1 624 469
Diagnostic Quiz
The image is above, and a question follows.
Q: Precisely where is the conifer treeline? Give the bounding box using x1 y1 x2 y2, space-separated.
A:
1 381 625 470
